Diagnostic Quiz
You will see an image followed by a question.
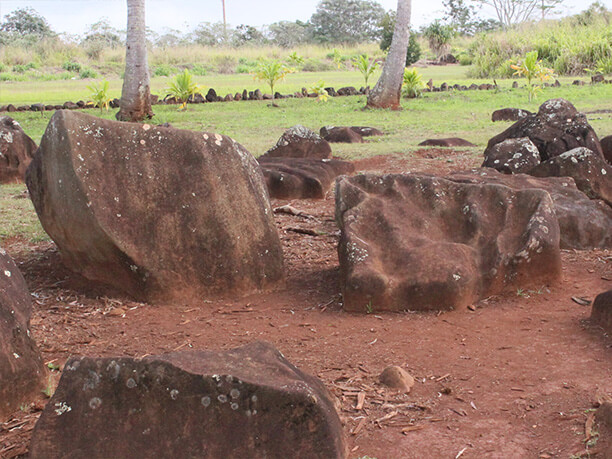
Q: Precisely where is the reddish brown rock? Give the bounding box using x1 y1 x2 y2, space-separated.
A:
491 108 532 122
0 248 45 419
336 174 561 313
26 110 283 302
0 116 37 183
321 127 364 144
591 290 612 334
262 125 332 160
259 157 354 199
528 147 612 206
450 169 612 250
349 126 383 137
596 401 612 457
418 138 476 147
482 137 541 174
486 99 603 161
29 342 346 459
599 134 612 164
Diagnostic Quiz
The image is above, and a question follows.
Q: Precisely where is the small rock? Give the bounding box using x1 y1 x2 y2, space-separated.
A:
379 366 415 393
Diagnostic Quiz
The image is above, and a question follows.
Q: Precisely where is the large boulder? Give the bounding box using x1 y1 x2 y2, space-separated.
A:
486 99 603 161
26 110 284 301
258 157 354 199
0 116 37 183
482 137 541 174
29 342 346 459
418 138 476 147
262 125 332 160
0 248 45 419
450 169 612 250
335 174 561 313
591 290 612 334
320 127 364 144
491 108 532 122
528 147 612 206
601 135 612 164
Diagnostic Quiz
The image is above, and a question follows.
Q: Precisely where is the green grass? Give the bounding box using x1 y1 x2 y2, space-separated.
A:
2 78 611 243
0 184 48 243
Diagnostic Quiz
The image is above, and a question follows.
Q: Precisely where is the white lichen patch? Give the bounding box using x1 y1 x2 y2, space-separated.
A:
89 397 102 410
0 131 13 143
54 402 72 416
12 353 19 359
170 389 179 400
201 396 211 407
142 124 151 131
3 270 11 277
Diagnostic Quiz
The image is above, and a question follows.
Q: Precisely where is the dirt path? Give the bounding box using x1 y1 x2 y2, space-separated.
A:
1 152 611 458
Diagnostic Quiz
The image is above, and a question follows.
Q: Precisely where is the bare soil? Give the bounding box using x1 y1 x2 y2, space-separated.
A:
1 151 611 459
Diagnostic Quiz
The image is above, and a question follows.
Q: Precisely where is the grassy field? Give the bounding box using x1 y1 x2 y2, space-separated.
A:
2 71 611 243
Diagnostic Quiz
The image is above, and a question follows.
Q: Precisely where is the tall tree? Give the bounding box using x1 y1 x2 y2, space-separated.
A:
472 0 563 27
310 0 386 44
117 0 153 122
366 0 411 110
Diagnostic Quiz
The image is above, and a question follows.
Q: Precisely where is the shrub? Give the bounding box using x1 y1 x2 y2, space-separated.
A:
212 55 237 74
423 20 455 57
301 58 334 72
152 64 176 77
79 67 98 79
62 60 81 72
190 63 209 76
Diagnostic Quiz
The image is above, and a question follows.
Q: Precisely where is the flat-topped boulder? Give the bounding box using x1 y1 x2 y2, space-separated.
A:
591 290 612 334
320 127 364 144
26 110 284 301
30 342 346 459
335 174 561 313
491 108 532 122
320 126 383 138
486 99 603 161
0 116 37 183
528 147 612 206
262 125 332 160
482 137 541 174
258 157 354 199
449 169 612 250
0 248 45 419
418 138 476 147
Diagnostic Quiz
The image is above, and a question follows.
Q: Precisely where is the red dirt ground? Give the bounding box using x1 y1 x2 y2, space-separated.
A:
1 151 611 459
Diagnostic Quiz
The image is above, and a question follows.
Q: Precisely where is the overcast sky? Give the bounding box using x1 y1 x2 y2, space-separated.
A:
0 0 609 36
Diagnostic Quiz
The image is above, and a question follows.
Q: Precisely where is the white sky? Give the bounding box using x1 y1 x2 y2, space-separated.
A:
0 0 609 36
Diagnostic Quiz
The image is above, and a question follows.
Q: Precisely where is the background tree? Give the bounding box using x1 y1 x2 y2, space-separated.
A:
116 0 153 122
472 0 564 27
192 22 230 46
232 25 267 46
268 21 312 48
0 7 55 38
310 0 386 44
422 20 455 56
380 11 421 65
367 0 411 109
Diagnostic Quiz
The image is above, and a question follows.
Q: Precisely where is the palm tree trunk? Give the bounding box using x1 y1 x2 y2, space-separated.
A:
116 0 153 121
366 0 411 110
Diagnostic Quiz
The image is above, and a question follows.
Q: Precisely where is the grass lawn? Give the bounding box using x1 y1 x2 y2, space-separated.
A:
2 73 611 243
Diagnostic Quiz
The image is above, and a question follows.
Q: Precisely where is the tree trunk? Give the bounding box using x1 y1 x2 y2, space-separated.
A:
116 0 153 121
366 0 411 110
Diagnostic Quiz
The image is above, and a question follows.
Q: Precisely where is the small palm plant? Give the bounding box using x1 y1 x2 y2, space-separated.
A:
353 54 379 88
331 48 344 69
310 81 329 102
87 80 112 112
252 60 293 107
166 69 204 110
511 51 554 101
402 68 425 98
287 51 304 67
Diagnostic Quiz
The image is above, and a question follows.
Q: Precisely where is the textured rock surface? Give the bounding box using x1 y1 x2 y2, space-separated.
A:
259 157 355 199
320 127 364 144
336 174 561 313
491 108 532 122
591 290 612 334
482 137 541 174
601 134 612 164
27 110 284 301
0 116 37 183
262 125 332 160
0 248 45 419
486 99 603 161
379 366 414 393
450 169 612 250
528 147 612 206
320 126 383 138
418 138 476 147
29 342 346 459
596 401 612 458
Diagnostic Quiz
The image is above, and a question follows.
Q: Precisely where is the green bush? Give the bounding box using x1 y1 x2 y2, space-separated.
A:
62 60 81 72
152 64 177 77
12 62 36 73
301 58 334 72
79 67 98 79
190 63 209 76
0 63 6 72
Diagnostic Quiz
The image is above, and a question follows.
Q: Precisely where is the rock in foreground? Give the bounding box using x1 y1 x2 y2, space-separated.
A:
0 116 37 183
336 174 561 312
29 342 346 459
259 157 355 199
0 248 45 419
482 137 541 174
27 110 283 301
